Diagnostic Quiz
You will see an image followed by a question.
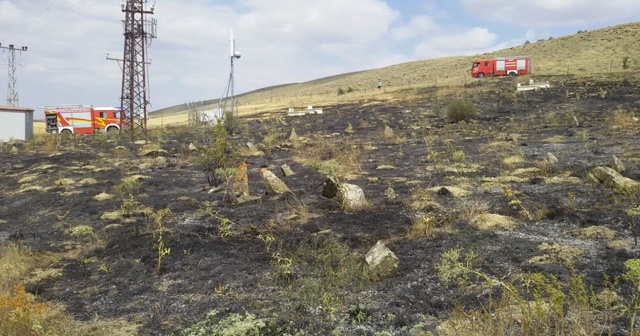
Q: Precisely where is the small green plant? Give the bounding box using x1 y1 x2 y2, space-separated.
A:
151 208 173 274
446 100 478 123
623 56 630 70
179 310 265 336
624 259 640 335
271 252 295 286
337 88 345 95
114 177 142 216
258 233 275 252
503 187 533 220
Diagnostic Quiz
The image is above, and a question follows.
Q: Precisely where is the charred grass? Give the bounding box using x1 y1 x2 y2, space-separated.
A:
1 75 640 335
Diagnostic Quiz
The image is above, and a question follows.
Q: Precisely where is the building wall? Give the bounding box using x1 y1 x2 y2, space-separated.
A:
0 107 34 142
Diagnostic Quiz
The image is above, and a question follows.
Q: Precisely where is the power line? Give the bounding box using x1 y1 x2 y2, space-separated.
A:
21 0 98 46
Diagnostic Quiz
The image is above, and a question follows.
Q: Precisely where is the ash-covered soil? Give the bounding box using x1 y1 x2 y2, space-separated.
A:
1 75 640 335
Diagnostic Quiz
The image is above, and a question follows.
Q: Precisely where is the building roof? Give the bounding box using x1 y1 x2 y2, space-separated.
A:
0 106 35 112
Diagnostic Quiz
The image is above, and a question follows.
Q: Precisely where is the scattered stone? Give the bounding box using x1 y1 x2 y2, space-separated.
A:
261 168 291 195
545 153 559 165
188 143 198 151
590 166 640 193
508 133 520 144
288 128 299 142
345 123 354 133
232 162 249 200
376 165 396 170
281 164 295 177
436 187 453 197
322 176 340 198
546 173 582 185
10 146 18 154
94 193 114 201
337 183 368 211
247 142 257 152
365 241 399 278
471 213 516 231
207 186 225 194
610 156 626 173
428 186 471 198
384 187 396 199
383 125 394 139
133 140 147 145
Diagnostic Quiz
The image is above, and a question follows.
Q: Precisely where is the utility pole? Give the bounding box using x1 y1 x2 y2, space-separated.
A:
229 29 241 117
0 43 28 107
120 0 157 142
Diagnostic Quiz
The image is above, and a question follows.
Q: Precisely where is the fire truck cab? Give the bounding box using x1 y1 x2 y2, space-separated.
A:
45 105 122 134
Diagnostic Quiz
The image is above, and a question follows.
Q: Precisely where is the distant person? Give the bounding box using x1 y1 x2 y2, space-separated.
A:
377 80 382 91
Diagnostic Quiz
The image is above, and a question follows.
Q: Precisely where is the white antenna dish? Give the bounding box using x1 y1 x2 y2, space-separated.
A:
234 51 241 59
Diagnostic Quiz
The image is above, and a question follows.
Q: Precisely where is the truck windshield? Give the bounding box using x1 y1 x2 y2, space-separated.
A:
472 62 480 68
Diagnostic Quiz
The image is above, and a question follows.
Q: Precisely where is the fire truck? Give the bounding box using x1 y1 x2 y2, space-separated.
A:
45 105 123 134
471 57 531 78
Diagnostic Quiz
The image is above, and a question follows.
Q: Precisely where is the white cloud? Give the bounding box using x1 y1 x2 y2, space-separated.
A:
461 0 640 26
0 0 639 119
413 26 497 58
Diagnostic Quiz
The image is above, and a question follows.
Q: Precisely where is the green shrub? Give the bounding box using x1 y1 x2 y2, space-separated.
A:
337 88 345 95
179 310 265 336
446 100 478 123
199 120 236 186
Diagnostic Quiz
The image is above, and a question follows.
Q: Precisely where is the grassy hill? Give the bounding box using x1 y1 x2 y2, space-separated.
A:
149 21 640 125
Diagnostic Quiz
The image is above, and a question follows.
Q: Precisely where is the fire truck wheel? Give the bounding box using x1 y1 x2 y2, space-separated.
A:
106 127 118 132
477 73 485 78
61 129 72 135
509 72 517 77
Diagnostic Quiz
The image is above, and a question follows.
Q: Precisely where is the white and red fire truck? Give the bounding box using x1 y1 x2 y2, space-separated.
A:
45 105 123 134
471 57 531 78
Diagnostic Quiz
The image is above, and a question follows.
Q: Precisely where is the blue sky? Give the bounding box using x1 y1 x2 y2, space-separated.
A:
1 0 639 119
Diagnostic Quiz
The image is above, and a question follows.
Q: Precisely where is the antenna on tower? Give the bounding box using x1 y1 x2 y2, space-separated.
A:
217 29 241 126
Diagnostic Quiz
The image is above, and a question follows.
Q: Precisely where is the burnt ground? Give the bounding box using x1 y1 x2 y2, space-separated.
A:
1 75 640 335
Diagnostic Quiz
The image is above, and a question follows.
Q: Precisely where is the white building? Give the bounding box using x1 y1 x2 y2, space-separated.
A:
0 106 34 142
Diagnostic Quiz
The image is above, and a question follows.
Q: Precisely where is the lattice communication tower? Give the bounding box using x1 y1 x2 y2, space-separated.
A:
120 0 157 142
0 44 27 107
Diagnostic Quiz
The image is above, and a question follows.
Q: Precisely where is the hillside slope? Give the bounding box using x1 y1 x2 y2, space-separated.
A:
151 21 640 121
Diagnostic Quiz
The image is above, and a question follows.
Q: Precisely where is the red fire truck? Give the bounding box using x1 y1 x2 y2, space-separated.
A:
471 57 531 78
45 105 123 134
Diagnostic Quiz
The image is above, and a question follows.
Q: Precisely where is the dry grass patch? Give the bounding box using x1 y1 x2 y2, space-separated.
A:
17 174 39 184
471 213 517 231
94 192 114 201
529 242 584 265
502 155 525 168
294 139 363 179
606 107 637 130
543 135 566 143
572 225 616 240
